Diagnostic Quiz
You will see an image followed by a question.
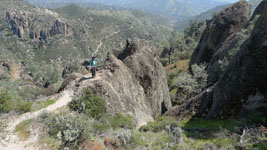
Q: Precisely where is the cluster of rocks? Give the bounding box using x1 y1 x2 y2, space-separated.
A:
5 11 73 40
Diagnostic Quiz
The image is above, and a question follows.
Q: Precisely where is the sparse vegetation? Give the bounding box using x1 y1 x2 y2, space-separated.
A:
140 116 180 133
170 63 208 104
15 119 33 140
0 118 8 144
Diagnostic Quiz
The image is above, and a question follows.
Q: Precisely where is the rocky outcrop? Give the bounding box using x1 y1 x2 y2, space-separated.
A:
49 20 73 37
5 11 30 38
167 0 267 119
63 40 171 126
207 0 267 118
5 11 73 40
117 39 172 116
189 1 251 67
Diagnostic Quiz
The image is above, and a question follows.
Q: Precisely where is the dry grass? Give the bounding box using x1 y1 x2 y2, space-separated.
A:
9 63 20 80
166 59 189 73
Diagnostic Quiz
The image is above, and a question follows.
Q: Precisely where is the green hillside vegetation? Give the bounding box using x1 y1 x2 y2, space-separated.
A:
13 88 267 149
0 0 173 109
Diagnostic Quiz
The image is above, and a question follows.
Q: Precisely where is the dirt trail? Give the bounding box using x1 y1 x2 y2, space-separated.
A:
0 89 74 150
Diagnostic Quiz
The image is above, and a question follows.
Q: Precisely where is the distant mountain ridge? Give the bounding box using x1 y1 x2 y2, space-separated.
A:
27 0 230 20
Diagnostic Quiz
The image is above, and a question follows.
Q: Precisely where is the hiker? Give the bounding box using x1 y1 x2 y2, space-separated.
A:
89 56 98 78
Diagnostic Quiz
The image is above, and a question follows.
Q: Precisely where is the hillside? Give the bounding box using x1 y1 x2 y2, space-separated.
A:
0 0 266 150
0 0 173 103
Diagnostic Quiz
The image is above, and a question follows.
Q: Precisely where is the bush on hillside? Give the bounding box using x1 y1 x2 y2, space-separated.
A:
48 113 91 149
173 64 207 104
15 99 32 113
140 116 180 133
68 88 106 119
0 91 12 113
111 113 134 130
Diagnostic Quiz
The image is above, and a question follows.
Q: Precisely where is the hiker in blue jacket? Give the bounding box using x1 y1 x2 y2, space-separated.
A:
89 56 98 78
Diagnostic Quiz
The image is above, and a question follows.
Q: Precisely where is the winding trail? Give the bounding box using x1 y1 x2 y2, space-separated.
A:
0 90 74 150
94 25 133 54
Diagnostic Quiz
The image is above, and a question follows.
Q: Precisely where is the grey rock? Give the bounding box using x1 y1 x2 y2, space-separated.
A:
117 39 172 116
208 0 267 118
189 1 251 67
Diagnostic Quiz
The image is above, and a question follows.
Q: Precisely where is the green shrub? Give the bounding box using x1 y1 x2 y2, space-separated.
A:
116 129 146 149
0 91 33 114
47 113 91 149
173 64 207 103
0 91 12 113
140 116 179 133
111 113 134 130
68 88 106 119
15 100 33 113
92 122 110 133
116 129 147 149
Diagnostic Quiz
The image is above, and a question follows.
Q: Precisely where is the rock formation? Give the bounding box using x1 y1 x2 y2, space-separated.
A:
49 20 73 37
189 1 251 67
208 0 267 118
63 39 172 126
5 11 73 40
5 11 30 38
117 39 172 115
167 0 267 119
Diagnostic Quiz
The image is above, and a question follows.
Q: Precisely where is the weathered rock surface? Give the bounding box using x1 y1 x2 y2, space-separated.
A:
189 1 251 67
207 0 267 118
63 40 171 126
118 39 172 116
5 11 73 40
167 0 267 119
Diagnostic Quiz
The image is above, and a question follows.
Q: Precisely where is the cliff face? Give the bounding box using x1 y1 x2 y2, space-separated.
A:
63 40 171 126
189 1 251 67
167 0 267 119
